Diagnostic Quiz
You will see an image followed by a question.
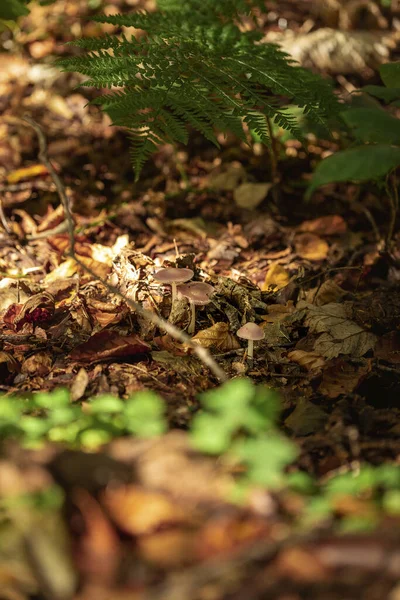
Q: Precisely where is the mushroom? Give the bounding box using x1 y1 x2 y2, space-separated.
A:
153 267 194 305
236 322 264 361
178 284 213 334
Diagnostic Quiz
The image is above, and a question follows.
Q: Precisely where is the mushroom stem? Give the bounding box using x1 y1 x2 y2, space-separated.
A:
247 339 254 361
171 282 177 304
188 301 196 334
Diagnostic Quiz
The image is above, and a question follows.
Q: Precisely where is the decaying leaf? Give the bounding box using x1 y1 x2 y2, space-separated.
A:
285 397 328 436
319 358 371 398
70 331 150 362
191 322 240 351
305 302 377 359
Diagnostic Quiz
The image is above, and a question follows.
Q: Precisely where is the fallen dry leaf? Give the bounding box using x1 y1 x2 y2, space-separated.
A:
318 358 371 398
102 485 190 535
298 215 347 236
70 331 150 362
21 351 52 376
295 233 329 261
6 163 48 183
234 182 272 209
374 331 400 364
191 322 240 351
305 280 346 306
287 349 325 373
305 302 377 359
262 263 290 292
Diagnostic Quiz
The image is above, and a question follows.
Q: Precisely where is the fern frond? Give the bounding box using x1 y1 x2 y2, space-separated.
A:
59 0 340 180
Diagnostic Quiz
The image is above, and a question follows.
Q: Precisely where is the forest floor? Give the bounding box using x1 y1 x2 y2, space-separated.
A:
1 1 400 599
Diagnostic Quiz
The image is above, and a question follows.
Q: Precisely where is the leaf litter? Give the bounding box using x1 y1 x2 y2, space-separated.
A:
1 1 400 599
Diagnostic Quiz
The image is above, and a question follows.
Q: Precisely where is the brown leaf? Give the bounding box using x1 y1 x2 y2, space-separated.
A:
285 397 328 436
21 351 52 377
305 280 346 306
196 513 271 560
138 529 195 567
72 489 121 586
287 350 325 373
299 215 347 236
13 292 55 332
319 358 371 398
374 331 400 364
70 331 150 362
191 322 240 351
102 485 190 535
305 303 377 359
295 233 329 261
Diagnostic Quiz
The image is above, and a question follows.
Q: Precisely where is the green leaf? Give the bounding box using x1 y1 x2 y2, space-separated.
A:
380 62 400 88
306 144 400 199
190 413 233 454
90 395 125 414
232 435 298 488
324 466 378 496
0 0 29 20
362 85 400 104
341 108 400 144
34 389 70 409
124 391 167 437
19 416 50 439
79 429 113 448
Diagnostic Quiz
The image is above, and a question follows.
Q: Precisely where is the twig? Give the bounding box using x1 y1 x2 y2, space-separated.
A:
22 115 228 382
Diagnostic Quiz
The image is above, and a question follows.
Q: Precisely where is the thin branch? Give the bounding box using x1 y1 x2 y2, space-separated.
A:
22 115 228 382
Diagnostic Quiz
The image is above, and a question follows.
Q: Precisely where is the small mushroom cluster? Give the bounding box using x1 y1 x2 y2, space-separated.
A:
153 267 215 334
154 266 265 359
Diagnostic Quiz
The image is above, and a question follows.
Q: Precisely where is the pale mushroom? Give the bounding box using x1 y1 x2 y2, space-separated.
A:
178 284 213 334
236 322 264 361
153 267 194 304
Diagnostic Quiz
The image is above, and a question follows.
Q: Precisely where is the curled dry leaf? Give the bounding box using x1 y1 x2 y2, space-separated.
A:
295 233 329 261
287 350 325 373
191 322 241 351
12 292 55 332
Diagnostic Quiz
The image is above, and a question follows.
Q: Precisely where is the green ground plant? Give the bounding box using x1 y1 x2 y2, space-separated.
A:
1 379 400 525
307 61 400 242
58 0 339 180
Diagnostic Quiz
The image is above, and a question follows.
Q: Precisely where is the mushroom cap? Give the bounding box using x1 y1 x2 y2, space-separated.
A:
153 267 194 284
179 281 215 297
237 322 264 341
178 285 211 306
